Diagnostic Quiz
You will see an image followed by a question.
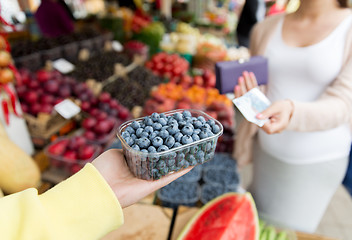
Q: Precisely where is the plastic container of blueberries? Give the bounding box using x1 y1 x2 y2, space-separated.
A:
44 137 101 175
117 109 223 180
157 181 201 208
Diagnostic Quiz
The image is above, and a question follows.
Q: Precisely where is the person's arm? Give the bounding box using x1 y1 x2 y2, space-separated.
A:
0 150 191 240
0 164 123 240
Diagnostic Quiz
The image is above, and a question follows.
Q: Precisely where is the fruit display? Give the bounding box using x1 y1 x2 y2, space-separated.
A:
177 193 259 240
259 220 294 240
124 40 149 59
131 10 152 33
202 152 237 170
70 51 131 82
117 109 223 180
133 21 165 55
203 168 239 190
0 122 40 194
144 83 235 152
145 52 189 79
168 69 216 89
175 165 202 183
102 66 163 110
160 32 198 55
200 183 236 204
45 136 101 174
157 181 200 208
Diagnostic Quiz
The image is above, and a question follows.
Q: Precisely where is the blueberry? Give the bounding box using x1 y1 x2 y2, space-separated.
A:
192 134 200 141
212 124 221 134
131 134 137 140
145 126 154 134
168 119 178 126
125 126 135 134
207 119 216 126
124 137 134 146
177 159 186 167
144 117 153 126
161 126 169 131
193 129 201 135
148 146 157 153
167 124 179 135
158 145 169 152
132 144 140 151
202 124 211 131
193 120 202 129
158 118 167 126
177 152 185 162
199 131 208 139
152 137 163 148
174 132 183 142
152 122 162 131
207 131 214 137
167 158 176 167
157 160 166 169
174 142 182 148
136 128 144 137
141 149 148 153
182 125 193 135
196 150 205 163
140 122 145 128
183 160 190 168
160 113 166 118
190 146 199 154
197 116 206 123
141 131 149 138
122 131 130 139
187 155 197 166
131 121 140 130
165 136 175 148
151 112 160 121
173 113 183 121
159 166 169 176
151 169 160 179
181 135 193 145
182 110 192 118
178 120 187 129
184 117 192 123
149 131 158 140
205 142 212 152
137 137 150 148
159 129 170 139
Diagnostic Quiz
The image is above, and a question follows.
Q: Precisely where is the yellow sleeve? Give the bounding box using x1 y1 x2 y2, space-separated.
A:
0 163 124 240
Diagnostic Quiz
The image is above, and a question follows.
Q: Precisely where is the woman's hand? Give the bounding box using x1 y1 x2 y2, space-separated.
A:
92 149 192 208
234 71 258 98
256 100 294 134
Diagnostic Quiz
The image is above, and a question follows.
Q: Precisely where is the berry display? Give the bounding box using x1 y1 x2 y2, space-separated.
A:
46 136 100 175
200 183 234 204
203 168 239 189
158 181 200 208
102 66 163 110
119 110 223 180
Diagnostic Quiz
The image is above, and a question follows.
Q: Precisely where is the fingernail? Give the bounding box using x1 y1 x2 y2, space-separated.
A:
238 76 244 83
243 71 248 76
256 113 263 119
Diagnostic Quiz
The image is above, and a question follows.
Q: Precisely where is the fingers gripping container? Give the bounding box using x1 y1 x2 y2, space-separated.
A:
117 109 223 180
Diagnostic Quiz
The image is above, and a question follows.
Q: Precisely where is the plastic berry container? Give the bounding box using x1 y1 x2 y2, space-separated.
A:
157 181 201 208
44 137 101 175
117 109 224 180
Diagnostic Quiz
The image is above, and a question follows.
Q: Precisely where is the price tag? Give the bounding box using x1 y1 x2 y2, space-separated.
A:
52 58 75 74
112 41 123 52
54 99 81 119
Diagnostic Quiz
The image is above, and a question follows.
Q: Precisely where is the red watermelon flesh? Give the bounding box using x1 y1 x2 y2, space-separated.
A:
177 193 259 240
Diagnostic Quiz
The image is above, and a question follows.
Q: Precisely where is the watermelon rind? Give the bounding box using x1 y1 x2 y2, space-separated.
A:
177 192 259 240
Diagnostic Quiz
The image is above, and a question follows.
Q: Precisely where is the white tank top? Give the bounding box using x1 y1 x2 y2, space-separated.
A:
258 15 352 164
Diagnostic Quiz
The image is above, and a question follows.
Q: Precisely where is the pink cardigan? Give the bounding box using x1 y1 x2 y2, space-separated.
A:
234 14 352 167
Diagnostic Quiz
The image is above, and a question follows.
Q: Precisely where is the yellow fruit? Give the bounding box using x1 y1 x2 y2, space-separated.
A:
0 51 11 67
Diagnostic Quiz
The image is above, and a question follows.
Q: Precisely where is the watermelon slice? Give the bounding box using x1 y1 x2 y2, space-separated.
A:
177 192 259 240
